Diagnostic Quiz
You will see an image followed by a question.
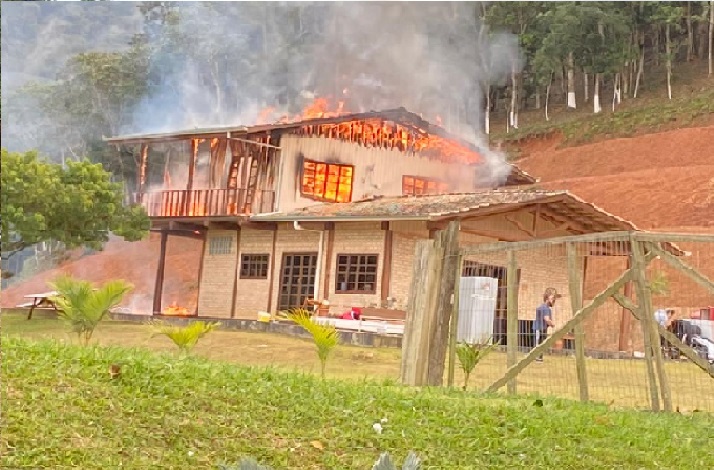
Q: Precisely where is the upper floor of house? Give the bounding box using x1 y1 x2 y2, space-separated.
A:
105 107 537 220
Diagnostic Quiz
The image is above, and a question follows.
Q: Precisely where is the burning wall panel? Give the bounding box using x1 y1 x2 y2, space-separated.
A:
277 134 478 213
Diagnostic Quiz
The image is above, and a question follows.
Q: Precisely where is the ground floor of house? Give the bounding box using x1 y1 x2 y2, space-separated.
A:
151 190 681 353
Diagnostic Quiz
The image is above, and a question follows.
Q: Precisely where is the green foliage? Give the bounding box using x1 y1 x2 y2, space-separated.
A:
0 149 150 262
648 270 671 297
456 339 500 391
49 275 133 345
3 336 713 469
151 320 220 354
286 308 339 378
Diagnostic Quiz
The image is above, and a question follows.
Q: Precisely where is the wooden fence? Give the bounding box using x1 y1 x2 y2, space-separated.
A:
401 227 714 412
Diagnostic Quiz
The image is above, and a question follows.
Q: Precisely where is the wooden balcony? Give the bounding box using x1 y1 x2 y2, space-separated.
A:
135 188 275 218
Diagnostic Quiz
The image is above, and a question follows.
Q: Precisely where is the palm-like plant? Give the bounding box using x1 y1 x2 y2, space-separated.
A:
456 338 500 391
151 320 220 354
287 308 339 378
49 275 133 346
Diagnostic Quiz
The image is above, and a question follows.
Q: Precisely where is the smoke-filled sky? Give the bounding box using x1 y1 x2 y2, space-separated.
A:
2 2 521 181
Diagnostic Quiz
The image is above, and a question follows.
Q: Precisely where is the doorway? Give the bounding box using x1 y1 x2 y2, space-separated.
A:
278 252 318 311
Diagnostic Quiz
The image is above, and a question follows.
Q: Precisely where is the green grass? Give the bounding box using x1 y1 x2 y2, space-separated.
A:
3 313 713 413
2 336 713 469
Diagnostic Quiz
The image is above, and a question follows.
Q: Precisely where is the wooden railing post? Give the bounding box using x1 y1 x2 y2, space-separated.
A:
447 253 465 388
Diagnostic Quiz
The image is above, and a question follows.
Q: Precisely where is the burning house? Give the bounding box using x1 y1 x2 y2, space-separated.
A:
106 104 658 349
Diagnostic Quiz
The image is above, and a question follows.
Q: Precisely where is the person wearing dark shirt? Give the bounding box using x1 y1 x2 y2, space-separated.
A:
533 288 557 362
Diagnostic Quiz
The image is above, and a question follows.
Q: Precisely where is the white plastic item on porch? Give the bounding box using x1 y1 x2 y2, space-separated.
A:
457 276 498 345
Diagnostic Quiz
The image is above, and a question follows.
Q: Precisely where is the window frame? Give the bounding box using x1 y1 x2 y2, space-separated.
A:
239 253 270 280
334 253 379 295
301 159 354 203
402 175 449 196
208 235 234 256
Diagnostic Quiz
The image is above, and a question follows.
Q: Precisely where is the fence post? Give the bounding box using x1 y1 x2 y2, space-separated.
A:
566 242 589 402
506 250 519 394
447 253 465 388
630 234 672 412
401 239 444 386
427 221 461 386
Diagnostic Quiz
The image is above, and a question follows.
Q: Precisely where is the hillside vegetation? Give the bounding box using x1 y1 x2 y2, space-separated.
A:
2 336 712 469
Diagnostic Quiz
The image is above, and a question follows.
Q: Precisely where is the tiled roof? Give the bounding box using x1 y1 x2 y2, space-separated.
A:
251 188 635 229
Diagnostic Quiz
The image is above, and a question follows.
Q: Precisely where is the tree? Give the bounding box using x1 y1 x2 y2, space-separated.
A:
49 275 133 345
0 149 150 264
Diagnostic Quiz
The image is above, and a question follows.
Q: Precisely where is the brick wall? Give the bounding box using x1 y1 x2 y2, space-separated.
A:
326 222 386 312
197 230 238 318
233 229 274 319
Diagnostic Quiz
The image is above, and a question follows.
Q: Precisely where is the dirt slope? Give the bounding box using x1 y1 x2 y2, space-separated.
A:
516 126 714 229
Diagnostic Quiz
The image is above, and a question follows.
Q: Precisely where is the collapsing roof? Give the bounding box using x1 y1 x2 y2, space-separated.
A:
104 107 537 185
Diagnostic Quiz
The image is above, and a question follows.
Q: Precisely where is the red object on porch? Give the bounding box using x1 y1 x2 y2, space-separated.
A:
341 307 362 320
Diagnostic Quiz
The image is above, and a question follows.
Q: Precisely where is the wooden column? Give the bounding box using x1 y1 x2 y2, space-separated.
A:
187 139 199 191
194 232 207 315
230 229 241 319
322 223 336 303
506 250 519 394
380 221 393 306
266 229 278 313
137 143 149 199
427 221 460 386
152 231 169 315
567 242 589 402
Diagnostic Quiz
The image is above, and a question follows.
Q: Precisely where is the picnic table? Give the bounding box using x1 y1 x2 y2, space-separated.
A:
17 291 61 320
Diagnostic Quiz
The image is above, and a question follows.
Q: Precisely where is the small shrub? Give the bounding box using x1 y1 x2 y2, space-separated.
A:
456 339 500 391
286 308 339 378
49 275 133 346
151 320 220 354
649 270 670 297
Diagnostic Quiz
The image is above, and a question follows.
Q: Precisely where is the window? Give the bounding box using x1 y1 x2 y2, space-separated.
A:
402 175 449 196
302 160 354 202
209 236 233 255
335 254 379 294
240 254 270 279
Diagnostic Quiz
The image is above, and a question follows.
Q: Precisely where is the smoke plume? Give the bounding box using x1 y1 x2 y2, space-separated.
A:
3 2 522 184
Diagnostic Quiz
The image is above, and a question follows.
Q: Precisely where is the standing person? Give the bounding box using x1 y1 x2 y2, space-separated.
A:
533 288 558 362
654 308 676 358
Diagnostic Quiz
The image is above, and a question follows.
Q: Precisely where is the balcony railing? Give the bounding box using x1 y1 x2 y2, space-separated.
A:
134 188 275 218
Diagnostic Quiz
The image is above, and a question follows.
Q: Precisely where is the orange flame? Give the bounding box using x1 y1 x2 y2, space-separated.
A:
163 301 190 316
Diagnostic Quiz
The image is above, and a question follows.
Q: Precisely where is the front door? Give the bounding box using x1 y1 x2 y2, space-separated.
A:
278 253 319 311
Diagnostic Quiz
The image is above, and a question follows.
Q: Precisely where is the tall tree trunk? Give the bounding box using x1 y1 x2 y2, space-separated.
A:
545 72 553 122
509 62 519 128
612 73 621 112
666 23 673 100
566 52 576 109
654 26 660 67
710 0 714 76
593 74 602 113
584 72 590 103
634 30 645 98
687 2 694 62
622 65 629 98
535 86 541 109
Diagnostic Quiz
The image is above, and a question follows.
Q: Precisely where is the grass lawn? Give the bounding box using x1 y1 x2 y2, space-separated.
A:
3 334 713 469
3 312 714 414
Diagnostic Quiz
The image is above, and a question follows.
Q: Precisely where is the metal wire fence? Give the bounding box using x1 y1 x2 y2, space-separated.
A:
451 232 714 412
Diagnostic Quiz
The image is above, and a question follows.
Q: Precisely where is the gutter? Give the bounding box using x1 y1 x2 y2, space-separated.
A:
250 215 430 223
